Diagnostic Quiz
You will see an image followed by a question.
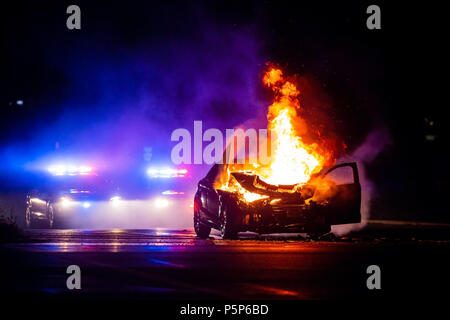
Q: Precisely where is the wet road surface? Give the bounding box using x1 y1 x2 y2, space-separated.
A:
1 226 450 300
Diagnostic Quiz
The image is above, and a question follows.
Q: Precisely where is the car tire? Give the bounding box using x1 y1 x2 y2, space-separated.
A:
220 203 238 239
194 206 211 239
47 204 55 229
25 206 38 229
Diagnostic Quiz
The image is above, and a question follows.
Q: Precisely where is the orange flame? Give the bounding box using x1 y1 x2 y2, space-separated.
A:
261 67 325 185
217 66 331 201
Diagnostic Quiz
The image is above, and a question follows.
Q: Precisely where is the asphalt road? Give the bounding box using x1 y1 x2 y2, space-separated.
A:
1 224 450 300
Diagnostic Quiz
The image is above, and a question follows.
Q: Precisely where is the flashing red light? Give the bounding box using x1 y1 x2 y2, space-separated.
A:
147 167 189 178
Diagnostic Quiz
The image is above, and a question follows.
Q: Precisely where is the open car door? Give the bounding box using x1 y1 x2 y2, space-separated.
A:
320 162 361 225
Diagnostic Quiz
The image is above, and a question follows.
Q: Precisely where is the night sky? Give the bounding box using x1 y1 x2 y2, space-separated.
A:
2 1 448 220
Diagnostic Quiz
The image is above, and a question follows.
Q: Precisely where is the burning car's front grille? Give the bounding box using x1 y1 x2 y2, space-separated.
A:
271 203 309 218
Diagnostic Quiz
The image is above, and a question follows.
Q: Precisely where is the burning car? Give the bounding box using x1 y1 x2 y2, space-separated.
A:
193 66 361 238
193 162 361 238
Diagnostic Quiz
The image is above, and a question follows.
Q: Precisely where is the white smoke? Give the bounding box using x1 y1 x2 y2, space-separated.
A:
332 128 391 236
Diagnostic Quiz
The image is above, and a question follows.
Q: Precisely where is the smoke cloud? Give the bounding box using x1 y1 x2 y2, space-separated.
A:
332 128 391 235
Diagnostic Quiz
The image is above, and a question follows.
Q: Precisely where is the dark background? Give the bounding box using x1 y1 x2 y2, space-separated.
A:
1 1 448 221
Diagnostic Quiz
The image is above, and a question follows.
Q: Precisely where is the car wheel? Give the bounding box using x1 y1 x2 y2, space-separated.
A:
220 203 238 239
194 206 211 239
25 206 37 229
47 204 55 229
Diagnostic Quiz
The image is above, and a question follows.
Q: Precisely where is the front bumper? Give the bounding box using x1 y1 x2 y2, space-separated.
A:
239 200 328 233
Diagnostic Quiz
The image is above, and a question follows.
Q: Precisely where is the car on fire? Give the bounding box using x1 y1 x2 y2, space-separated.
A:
193 162 361 239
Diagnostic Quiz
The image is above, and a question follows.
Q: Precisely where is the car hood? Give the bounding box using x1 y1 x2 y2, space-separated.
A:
230 172 314 201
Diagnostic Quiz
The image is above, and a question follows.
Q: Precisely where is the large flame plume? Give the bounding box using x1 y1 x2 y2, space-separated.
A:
260 67 326 185
217 66 333 201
